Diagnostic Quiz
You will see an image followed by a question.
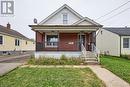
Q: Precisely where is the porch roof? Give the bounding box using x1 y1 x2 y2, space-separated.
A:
29 25 103 32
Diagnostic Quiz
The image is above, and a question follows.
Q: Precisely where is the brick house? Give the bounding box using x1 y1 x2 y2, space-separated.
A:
29 4 102 58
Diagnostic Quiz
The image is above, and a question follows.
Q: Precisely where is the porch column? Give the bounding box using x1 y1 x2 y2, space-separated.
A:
92 31 96 45
36 31 44 51
91 31 96 51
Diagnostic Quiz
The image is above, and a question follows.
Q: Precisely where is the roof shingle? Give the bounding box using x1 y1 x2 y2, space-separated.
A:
104 27 130 36
0 25 31 40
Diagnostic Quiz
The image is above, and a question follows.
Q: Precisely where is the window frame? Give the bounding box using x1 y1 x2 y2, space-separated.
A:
45 33 59 48
0 35 3 45
26 41 28 45
62 13 68 24
123 38 129 48
15 39 20 46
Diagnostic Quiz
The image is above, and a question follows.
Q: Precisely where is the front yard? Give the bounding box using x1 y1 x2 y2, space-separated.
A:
101 56 130 83
0 67 105 87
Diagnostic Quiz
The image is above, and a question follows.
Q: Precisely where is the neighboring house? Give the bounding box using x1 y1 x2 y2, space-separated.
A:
96 27 130 56
29 4 102 58
0 23 35 55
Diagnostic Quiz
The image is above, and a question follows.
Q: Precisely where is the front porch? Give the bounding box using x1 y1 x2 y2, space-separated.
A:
29 25 100 59
36 32 96 52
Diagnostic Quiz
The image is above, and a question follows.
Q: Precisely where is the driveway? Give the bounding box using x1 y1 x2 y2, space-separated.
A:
0 54 31 76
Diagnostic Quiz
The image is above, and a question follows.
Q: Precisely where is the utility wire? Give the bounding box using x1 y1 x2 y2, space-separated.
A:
100 7 130 22
95 1 130 20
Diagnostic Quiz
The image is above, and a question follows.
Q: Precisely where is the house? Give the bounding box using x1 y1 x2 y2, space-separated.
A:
29 4 102 58
96 27 130 56
0 23 35 55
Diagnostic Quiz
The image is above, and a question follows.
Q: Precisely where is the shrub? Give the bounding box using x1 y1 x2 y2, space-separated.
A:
28 55 84 65
60 54 67 60
121 54 130 60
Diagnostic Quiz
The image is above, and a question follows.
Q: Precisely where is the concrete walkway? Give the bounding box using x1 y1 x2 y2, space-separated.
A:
88 65 130 87
0 63 22 76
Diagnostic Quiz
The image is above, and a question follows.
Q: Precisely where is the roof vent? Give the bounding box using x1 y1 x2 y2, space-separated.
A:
33 18 38 24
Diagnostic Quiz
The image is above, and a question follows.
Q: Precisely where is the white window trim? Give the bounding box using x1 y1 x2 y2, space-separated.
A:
123 38 130 49
0 35 4 45
62 13 68 24
45 33 59 48
15 38 20 46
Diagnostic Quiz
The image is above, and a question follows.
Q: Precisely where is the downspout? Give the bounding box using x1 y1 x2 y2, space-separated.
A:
120 35 121 57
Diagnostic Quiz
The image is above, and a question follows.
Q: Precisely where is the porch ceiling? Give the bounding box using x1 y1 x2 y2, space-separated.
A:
29 25 102 32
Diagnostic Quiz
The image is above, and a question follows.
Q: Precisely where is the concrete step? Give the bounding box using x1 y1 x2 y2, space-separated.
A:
84 61 99 65
84 58 97 61
81 55 96 58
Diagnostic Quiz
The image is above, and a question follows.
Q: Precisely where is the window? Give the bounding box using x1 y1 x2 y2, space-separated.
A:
46 35 58 47
15 39 20 46
0 36 3 45
123 38 129 48
26 41 27 45
63 13 68 24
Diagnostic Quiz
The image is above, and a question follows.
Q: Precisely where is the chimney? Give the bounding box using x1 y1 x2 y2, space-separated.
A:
7 22 11 29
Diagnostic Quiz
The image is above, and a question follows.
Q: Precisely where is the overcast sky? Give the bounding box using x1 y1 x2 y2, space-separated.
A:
0 0 130 39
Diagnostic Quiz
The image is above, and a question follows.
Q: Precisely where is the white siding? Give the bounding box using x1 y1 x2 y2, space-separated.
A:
96 29 120 56
77 20 93 25
41 8 81 25
121 36 130 55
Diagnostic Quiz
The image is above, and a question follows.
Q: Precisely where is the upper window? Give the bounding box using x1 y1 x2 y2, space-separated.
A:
0 36 3 45
63 13 68 24
46 34 58 47
15 39 20 46
123 38 129 48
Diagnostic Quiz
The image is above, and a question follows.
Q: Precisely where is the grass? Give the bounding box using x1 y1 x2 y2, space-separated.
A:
0 67 105 87
100 55 130 83
28 56 84 65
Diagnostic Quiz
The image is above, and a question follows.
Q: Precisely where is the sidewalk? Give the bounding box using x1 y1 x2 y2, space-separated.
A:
88 65 130 87
0 63 22 76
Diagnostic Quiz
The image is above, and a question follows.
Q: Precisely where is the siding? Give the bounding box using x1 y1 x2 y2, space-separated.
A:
96 29 120 56
0 34 35 51
42 8 81 25
77 20 93 25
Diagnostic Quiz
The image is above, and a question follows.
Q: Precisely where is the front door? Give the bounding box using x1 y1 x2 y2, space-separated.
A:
79 35 86 50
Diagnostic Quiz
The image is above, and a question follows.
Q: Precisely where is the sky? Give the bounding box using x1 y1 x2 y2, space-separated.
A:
0 0 130 39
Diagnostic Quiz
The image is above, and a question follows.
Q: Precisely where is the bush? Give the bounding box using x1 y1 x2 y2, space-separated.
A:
60 54 67 60
28 55 84 65
121 54 130 60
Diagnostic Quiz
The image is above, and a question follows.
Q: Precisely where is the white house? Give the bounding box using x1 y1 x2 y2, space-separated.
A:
29 4 102 59
96 27 130 56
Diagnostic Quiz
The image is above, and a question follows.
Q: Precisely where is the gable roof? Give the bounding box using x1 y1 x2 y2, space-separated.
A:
39 4 84 24
73 17 101 25
0 25 32 41
104 27 130 36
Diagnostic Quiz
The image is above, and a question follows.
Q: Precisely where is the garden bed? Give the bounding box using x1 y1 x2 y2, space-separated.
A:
28 55 84 65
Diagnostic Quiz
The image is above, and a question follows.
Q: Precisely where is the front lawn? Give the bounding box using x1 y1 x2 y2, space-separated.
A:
0 67 105 87
101 56 130 83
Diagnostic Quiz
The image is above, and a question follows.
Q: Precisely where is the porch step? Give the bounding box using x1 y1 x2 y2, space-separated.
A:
84 60 99 65
84 58 97 61
81 51 96 58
